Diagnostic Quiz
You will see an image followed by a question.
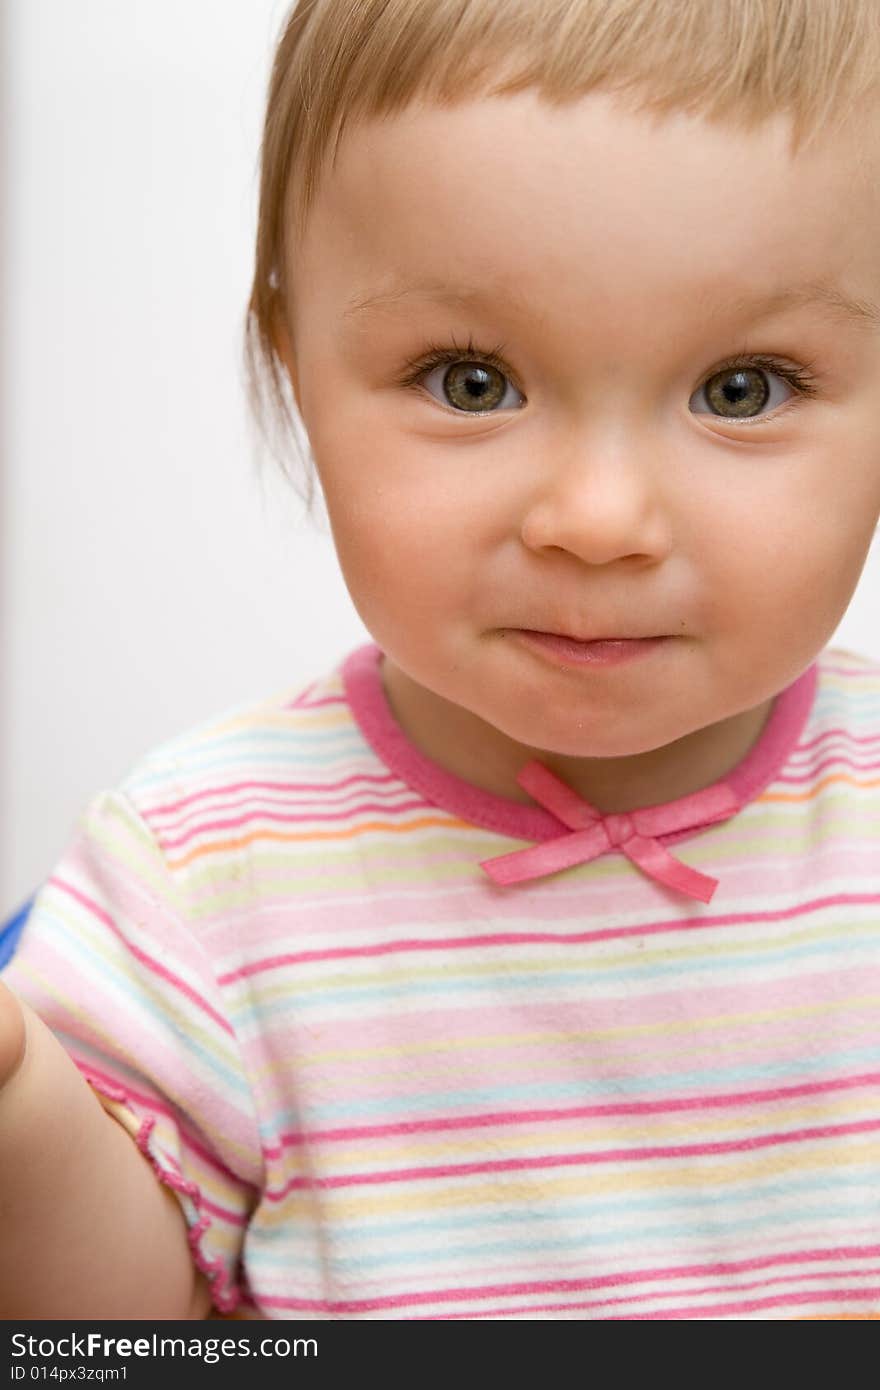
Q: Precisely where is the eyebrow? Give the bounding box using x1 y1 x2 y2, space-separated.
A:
730 281 880 333
343 279 508 319
343 277 880 332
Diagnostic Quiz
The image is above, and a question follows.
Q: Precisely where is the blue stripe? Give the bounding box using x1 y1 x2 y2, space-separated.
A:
227 922 880 1025
8 900 253 1103
249 1175 878 1270
252 1042 880 1128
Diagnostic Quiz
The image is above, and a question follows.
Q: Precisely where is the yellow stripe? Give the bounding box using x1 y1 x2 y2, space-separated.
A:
234 915 879 1004
271 991 880 1068
262 1135 880 1224
266 1090 879 1174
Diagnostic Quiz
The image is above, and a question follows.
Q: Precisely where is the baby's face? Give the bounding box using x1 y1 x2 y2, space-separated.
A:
282 90 880 767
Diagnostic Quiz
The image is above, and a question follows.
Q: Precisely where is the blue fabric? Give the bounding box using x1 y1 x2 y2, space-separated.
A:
0 898 32 970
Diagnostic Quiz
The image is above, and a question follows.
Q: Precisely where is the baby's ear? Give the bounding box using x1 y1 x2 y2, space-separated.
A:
270 303 301 410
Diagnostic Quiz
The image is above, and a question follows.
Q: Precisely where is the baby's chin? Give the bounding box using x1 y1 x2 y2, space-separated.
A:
485 710 698 764
458 677 703 761
505 666 773 756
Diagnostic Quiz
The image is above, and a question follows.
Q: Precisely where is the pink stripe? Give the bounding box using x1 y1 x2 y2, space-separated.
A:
141 771 398 821
266 1115 880 1197
255 1241 880 1313
609 1284 880 1319
818 660 880 676
214 889 880 980
268 1070 880 1151
776 753 880 784
284 691 347 710
196 853 876 941
283 680 319 707
424 1263 880 1319
291 958 874 1056
793 725 880 754
146 784 406 837
157 796 432 853
297 1021 879 1107
52 876 234 1037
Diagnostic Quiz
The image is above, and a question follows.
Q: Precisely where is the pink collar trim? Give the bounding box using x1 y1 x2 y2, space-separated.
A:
337 644 817 850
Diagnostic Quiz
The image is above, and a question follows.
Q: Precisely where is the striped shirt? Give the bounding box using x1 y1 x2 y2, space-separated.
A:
5 641 880 1320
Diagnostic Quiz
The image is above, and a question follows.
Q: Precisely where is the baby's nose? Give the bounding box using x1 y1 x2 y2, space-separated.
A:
518 432 673 566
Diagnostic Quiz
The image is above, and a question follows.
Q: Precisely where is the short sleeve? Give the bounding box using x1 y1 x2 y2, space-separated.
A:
2 789 263 1315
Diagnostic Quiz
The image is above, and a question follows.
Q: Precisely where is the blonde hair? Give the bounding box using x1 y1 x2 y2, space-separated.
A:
244 0 880 498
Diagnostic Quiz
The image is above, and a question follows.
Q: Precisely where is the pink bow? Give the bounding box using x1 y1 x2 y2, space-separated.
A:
479 761 740 902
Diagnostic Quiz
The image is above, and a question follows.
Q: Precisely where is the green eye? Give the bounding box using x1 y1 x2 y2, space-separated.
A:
689 356 817 420
441 362 508 412
399 338 526 414
702 367 770 418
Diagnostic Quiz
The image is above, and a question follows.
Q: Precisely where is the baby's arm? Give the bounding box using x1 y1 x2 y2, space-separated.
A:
0 979 212 1318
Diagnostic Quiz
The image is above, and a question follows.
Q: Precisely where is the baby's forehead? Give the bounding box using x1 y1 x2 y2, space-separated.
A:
317 88 878 208
297 92 880 320
308 91 873 252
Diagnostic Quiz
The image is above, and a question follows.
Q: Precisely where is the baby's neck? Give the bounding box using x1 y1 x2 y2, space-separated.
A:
381 658 774 812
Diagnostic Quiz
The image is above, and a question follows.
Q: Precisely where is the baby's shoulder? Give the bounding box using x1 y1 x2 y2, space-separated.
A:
116 655 371 846
814 644 880 726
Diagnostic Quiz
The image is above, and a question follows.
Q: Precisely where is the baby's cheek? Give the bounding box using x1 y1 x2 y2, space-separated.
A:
750 510 867 649
329 495 457 619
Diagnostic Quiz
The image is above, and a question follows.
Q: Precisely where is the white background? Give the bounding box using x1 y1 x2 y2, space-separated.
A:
2 0 879 916
0 0 370 915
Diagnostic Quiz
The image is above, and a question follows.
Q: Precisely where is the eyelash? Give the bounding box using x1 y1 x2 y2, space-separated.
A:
395 336 821 415
697 352 820 410
395 334 519 394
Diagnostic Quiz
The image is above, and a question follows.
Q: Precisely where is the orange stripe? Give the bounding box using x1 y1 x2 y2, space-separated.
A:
167 814 473 868
796 1313 880 1319
760 772 880 803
